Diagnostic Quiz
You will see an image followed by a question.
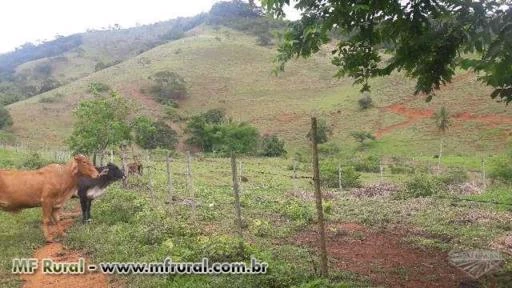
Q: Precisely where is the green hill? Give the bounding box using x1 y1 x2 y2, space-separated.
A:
2 3 511 157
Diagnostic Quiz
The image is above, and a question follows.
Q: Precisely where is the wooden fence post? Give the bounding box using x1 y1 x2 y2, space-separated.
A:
166 153 175 204
239 160 243 193
338 164 342 191
231 152 244 253
146 153 156 205
293 158 298 191
121 145 128 188
311 117 328 277
482 158 486 190
186 151 196 219
380 159 384 183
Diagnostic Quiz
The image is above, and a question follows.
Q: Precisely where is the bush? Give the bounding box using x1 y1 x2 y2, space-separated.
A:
358 93 373 110
257 34 273 46
186 110 260 155
396 174 445 199
352 154 380 173
0 106 13 129
19 153 50 169
149 71 187 104
320 160 361 188
489 153 512 184
133 116 178 150
88 82 111 94
260 135 286 157
351 131 376 149
439 167 468 185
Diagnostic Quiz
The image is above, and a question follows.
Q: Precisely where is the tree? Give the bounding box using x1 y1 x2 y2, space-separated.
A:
262 0 512 102
433 106 450 172
68 91 132 156
0 106 13 129
133 116 178 150
185 110 260 155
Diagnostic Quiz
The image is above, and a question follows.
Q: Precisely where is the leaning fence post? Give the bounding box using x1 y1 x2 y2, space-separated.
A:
311 117 329 277
231 151 244 254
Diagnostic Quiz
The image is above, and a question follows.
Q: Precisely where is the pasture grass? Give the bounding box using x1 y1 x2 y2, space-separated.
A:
59 154 512 287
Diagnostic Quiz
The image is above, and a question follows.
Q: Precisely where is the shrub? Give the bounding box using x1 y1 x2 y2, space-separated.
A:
351 131 376 149
358 93 373 109
88 82 111 94
396 174 445 199
257 34 273 46
148 71 187 104
439 167 468 185
352 154 380 173
38 78 60 93
320 160 361 188
19 153 50 169
0 106 13 129
489 153 512 184
186 110 260 155
260 135 286 157
133 116 178 150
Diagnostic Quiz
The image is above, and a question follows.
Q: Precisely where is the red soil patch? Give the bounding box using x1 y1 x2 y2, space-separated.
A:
376 103 512 138
293 223 469 288
21 211 108 288
376 104 433 138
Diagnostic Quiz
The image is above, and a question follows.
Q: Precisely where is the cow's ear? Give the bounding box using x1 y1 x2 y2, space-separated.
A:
71 159 79 175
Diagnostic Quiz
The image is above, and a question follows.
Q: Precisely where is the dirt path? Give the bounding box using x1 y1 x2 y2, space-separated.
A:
375 103 512 138
293 223 471 288
21 212 108 288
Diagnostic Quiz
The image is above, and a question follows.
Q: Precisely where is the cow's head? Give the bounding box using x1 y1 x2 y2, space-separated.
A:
101 163 125 181
72 155 99 178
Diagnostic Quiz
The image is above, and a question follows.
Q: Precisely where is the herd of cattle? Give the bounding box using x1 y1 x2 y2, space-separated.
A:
0 154 141 242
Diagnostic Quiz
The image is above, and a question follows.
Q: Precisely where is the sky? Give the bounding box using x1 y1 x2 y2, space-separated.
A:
0 0 300 54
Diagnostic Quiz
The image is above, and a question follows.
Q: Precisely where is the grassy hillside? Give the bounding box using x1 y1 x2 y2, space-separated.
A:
7 23 512 158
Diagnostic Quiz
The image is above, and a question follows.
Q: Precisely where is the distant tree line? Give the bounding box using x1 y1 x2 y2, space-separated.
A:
0 34 82 78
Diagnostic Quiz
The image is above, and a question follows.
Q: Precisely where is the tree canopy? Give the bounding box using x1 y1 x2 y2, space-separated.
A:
68 91 132 154
262 0 512 103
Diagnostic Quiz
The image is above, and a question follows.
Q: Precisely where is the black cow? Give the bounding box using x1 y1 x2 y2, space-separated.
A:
77 163 125 223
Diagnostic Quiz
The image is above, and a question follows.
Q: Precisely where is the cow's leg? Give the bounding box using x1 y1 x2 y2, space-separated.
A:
51 207 62 224
86 199 93 222
41 201 54 242
79 196 88 224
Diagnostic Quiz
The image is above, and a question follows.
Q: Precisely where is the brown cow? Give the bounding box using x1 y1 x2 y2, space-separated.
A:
127 162 143 176
0 154 100 242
